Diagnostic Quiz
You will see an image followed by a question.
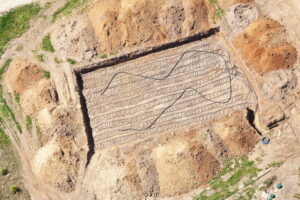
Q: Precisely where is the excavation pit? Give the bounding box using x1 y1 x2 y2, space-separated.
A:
76 39 256 150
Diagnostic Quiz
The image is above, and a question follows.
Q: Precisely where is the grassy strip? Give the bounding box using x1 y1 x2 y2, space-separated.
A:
52 0 86 22
25 116 32 132
0 3 41 55
194 157 261 200
0 127 10 145
0 61 22 133
0 59 12 79
208 0 224 24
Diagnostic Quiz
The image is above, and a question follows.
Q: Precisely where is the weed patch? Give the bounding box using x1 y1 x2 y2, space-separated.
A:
99 53 108 59
0 128 10 145
0 3 41 55
25 116 32 132
43 71 51 79
37 54 45 62
67 58 77 64
194 158 261 200
41 34 55 52
52 0 87 22
0 59 12 79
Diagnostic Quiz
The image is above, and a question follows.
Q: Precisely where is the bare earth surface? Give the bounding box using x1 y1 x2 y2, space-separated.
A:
0 0 299 199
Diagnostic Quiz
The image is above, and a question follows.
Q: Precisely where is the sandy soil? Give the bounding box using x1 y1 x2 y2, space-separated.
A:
0 0 299 199
0 0 35 13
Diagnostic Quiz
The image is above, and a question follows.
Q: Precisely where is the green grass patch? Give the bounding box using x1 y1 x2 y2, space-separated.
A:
36 125 41 135
0 128 10 145
44 2 52 9
9 185 20 194
14 93 20 103
267 161 283 168
99 53 108 59
41 34 55 52
0 168 8 176
54 57 62 64
0 58 12 79
208 0 224 24
66 58 77 64
52 0 86 22
37 54 45 62
0 86 22 133
194 158 261 200
43 71 51 79
294 193 300 199
259 176 276 191
0 3 41 55
25 116 32 132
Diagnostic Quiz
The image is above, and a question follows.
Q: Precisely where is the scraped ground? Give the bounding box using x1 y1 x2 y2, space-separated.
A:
0 0 299 199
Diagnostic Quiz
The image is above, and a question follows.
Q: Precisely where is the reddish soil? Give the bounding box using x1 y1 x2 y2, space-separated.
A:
234 18 297 74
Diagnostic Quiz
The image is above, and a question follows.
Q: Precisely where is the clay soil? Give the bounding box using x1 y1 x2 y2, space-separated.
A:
88 0 213 54
234 18 297 74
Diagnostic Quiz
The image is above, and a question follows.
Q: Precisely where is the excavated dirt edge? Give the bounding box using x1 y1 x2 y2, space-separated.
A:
74 27 220 166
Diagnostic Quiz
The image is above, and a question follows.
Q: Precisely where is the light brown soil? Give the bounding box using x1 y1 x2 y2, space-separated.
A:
38 107 86 193
233 18 297 74
3 59 44 95
213 110 259 157
219 0 254 9
88 0 213 54
76 109 257 199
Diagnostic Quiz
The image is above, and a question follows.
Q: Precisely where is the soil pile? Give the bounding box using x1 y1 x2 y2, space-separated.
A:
88 0 213 53
234 18 297 74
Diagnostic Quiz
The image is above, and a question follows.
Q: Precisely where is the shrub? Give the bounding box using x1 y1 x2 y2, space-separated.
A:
0 168 8 176
14 93 20 103
66 58 77 64
41 34 55 52
43 71 51 79
9 185 20 194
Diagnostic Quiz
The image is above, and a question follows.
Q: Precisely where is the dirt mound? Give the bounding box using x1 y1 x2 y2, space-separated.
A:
78 109 258 199
234 18 297 74
20 79 58 116
88 0 213 53
3 59 58 117
151 131 220 197
213 110 259 157
37 107 86 193
4 59 44 94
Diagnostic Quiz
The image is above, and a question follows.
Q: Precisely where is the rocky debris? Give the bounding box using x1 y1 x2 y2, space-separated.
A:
225 3 259 35
234 18 298 74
